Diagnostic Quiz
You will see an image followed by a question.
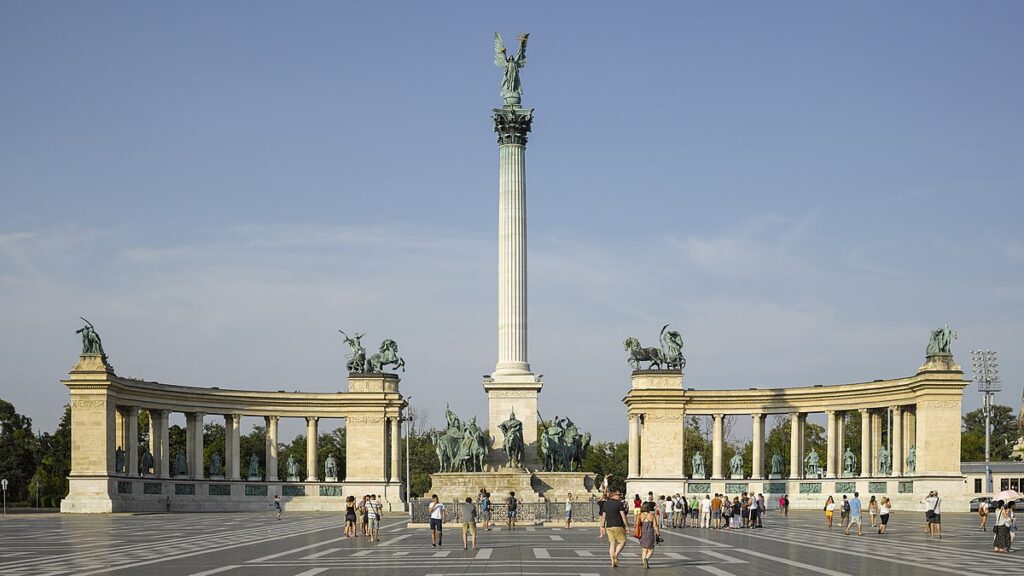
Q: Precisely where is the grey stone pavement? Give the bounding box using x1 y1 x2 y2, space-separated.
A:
0 511 1020 576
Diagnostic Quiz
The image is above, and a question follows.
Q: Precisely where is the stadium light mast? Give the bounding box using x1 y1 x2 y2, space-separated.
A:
971 350 1001 493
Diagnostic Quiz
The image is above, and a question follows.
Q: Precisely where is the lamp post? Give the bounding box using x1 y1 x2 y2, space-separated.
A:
403 397 413 512
971 349 1001 494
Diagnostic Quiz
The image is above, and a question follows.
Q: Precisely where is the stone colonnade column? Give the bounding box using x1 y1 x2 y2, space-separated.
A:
492 106 533 376
125 406 139 476
751 413 765 479
149 410 169 479
904 408 916 470
836 413 845 474
891 406 903 476
389 417 401 482
228 414 241 480
628 414 640 478
191 412 205 479
789 412 801 479
859 409 871 477
114 408 126 469
306 417 319 482
265 416 279 481
711 414 724 479
825 411 836 478
870 411 882 476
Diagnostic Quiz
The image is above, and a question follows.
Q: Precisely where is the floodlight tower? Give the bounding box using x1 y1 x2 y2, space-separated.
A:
971 349 1001 493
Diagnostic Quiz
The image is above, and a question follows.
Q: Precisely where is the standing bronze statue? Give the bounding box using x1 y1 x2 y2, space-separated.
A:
498 409 525 468
926 324 957 356
494 32 529 106
75 317 106 356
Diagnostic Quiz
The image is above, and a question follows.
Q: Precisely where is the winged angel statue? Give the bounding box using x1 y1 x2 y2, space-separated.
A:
495 32 529 106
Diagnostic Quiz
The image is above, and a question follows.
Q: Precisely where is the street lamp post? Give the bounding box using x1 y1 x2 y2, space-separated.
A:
971 349 1001 494
403 397 413 512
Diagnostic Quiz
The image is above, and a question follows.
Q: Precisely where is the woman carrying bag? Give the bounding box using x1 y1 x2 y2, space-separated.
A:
635 501 661 569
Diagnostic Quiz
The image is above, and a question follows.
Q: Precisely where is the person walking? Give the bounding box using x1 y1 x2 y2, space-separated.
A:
993 501 1013 553
747 494 759 529
844 492 863 536
597 492 607 539
460 497 478 550
878 497 891 534
344 496 357 537
673 494 684 528
711 494 722 529
739 493 750 528
824 495 836 528
366 494 383 542
839 495 850 528
868 496 879 528
637 502 661 569
428 494 447 547
633 494 643 521
662 496 672 529
756 494 766 528
565 492 577 528
506 491 519 530
978 498 990 531
359 495 370 536
273 494 283 520
601 491 629 567
783 494 790 517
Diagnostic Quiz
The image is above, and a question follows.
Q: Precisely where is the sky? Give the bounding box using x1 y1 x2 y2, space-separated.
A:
1 1 1022 444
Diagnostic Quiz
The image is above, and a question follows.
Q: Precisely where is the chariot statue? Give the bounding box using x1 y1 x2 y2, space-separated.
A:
624 324 686 370
338 330 366 373
366 338 405 373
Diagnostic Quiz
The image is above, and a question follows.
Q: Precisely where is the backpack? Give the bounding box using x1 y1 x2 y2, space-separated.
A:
843 500 851 513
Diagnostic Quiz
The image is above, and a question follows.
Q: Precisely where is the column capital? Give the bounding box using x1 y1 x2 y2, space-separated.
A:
712 413 724 419
890 405 903 413
858 408 870 415
492 107 534 146
826 410 836 416
751 412 765 421
306 416 319 424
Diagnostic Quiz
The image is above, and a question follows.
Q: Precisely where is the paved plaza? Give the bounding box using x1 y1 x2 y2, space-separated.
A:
0 511 1020 576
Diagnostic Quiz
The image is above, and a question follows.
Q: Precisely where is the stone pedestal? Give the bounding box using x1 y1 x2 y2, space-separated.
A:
209 475 225 481
730 474 744 480
483 375 543 471
769 473 782 480
325 476 338 483
286 476 299 482
247 476 261 482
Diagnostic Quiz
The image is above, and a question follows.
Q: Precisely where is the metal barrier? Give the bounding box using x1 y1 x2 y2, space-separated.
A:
410 498 603 524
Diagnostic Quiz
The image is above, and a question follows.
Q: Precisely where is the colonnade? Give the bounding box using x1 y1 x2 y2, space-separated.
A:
623 355 968 509
62 354 406 513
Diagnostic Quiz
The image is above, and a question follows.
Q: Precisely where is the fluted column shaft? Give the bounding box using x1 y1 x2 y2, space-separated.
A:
891 406 903 477
306 417 319 482
751 413 765 479
153 410 169 479
789 412 801 479
628 415 640 478
126 406 139 476
825 411 837 478
265 416 279 481
711 414 724 479
871 411 882 476
495 141 530 375
389 417 401 482
860 409 871 477
190 412 205 479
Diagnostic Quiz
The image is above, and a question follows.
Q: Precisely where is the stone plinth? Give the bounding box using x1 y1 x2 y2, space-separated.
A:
531 471 597 500
429 468 540 503
483 375 543 471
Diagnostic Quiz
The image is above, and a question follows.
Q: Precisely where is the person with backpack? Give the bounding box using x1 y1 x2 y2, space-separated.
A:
506 491 518 530
480 490 492 531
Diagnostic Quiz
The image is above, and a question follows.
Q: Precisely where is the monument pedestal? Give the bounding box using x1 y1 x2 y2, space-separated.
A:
769 473 782 480
286 476 299 482
428 468 596 503
325 476 338 483
247 476 261 482
483 374 543 471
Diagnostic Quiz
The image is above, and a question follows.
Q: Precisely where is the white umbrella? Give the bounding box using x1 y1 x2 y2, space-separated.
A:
992 489 1020 502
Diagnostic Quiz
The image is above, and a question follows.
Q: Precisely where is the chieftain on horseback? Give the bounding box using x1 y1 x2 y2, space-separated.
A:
430 405 490 472
539 415 591 472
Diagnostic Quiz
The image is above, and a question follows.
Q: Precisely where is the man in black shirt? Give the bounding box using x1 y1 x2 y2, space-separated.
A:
601 491 628 567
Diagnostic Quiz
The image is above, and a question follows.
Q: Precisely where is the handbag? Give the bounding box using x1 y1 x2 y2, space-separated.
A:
633 516 643 539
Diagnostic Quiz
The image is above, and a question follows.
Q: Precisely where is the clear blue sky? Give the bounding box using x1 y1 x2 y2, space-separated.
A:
2 1 1022 442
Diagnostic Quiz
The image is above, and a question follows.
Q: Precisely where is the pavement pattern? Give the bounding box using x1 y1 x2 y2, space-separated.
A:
0 511 1020 576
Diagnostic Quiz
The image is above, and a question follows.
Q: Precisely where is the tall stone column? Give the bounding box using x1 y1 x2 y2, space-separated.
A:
228 414 241 480
115 407 126 463
389 417 401 482
711 414 724 479
891 406 903 477
751 413 765 479
484 104 542 470
157 411 170 479
904 407 916 469
305 417 319 482
185 413 196 477
628 414 640 478
789 412 801 479
859 409 871 477
265 416 279 481
825 411 836 478
126 406 139 477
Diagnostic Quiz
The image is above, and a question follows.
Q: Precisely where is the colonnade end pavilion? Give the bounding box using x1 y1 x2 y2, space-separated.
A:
624 327 971 511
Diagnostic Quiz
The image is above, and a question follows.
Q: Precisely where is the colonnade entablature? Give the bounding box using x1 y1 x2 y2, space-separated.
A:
61 354 406 513
624 354 970 511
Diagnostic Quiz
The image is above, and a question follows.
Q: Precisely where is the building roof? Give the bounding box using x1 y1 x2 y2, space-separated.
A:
961 461 1024 473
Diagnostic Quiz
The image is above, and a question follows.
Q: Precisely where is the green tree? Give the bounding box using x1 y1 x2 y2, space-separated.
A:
405 430 440 497
203 422 226 474
580 441 628 493
962 404 1019 461
0 397 39 503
